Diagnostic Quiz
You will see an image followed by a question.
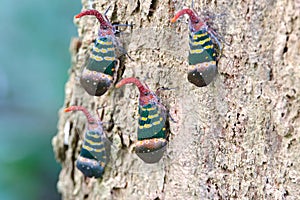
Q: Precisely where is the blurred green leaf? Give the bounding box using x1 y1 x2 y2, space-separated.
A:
0 0 81 199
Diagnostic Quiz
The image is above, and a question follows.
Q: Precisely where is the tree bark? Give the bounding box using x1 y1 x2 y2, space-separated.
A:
52 0 300 199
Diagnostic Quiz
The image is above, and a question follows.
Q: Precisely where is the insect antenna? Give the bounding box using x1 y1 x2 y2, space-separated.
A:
104 4 112 16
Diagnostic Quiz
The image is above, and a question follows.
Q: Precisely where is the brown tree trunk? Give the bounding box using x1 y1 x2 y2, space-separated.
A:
52 0 300 199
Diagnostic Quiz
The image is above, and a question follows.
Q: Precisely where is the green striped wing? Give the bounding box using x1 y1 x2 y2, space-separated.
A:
86 36 117 76
188 30 216 65
137 103 167 141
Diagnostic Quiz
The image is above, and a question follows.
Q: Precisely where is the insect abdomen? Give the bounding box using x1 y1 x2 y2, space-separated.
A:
80 37 117 96
188 30 217 87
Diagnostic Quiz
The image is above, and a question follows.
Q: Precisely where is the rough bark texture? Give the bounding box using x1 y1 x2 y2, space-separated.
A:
52 0 300 199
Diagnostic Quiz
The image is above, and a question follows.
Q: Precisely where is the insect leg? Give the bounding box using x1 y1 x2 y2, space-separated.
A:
207 28 222 52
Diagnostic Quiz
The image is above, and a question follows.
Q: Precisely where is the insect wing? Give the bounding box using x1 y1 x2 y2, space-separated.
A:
80 36 117 96
137 103 167 140
87 37 117 75
83 127 111 162
76 155 105 178
76 125 111 178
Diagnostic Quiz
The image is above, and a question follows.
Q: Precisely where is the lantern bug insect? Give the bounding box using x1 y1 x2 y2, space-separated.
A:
171 8 222 87
116 77 168 163
75 9 131 96
64 106 109 178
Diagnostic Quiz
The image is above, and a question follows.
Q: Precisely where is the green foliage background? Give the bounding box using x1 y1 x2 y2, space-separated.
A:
0 1 80 199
